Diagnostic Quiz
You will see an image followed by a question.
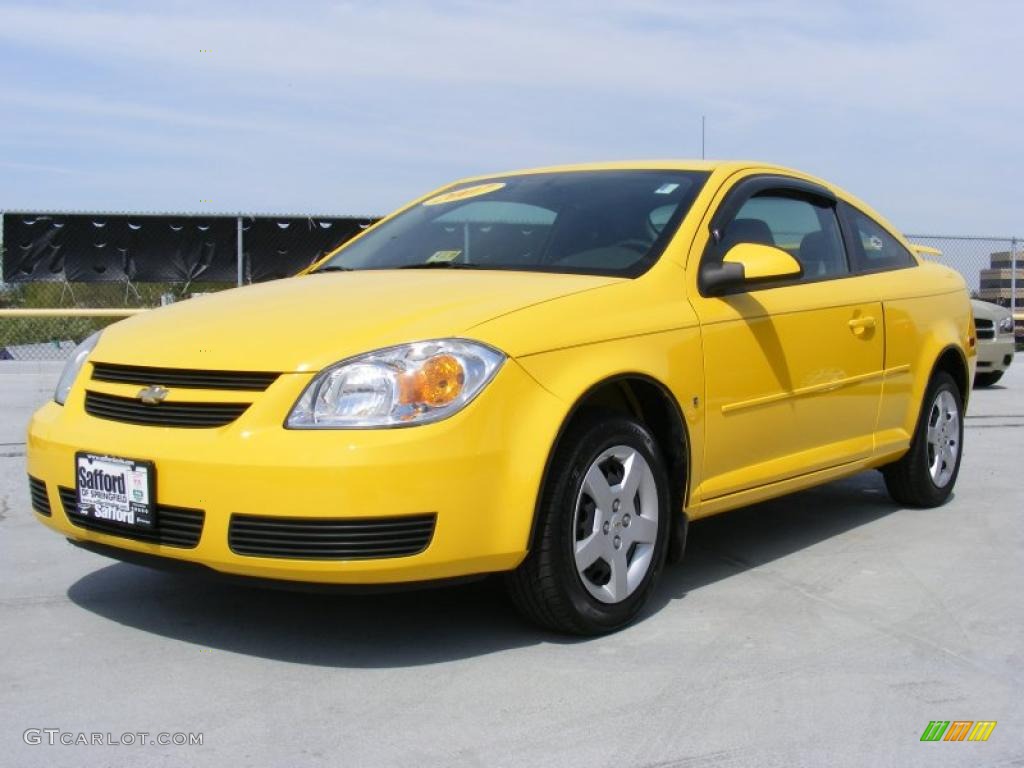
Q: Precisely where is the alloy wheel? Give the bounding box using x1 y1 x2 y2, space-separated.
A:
572 445 659 604
925 389 960 488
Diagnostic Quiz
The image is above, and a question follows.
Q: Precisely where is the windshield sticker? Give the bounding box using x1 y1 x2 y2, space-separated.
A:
427 250 461 263
423 182 506 206
654 183 680 195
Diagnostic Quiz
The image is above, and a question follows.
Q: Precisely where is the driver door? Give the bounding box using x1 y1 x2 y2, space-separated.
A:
690 175 885 500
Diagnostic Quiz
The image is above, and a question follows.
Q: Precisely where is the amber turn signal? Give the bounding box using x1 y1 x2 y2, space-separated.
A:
399 354 465 407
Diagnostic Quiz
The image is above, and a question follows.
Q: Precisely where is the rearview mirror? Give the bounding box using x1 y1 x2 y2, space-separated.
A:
701 242 803 296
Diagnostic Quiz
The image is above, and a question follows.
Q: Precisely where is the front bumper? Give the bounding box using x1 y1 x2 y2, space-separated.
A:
27 360 562 584
975 338 1015 373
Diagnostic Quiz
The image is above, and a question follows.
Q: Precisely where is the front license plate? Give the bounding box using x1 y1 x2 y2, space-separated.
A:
75 453 155 529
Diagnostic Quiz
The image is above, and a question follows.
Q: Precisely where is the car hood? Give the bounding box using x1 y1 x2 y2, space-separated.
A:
971 298 1011 322
93 270 621 372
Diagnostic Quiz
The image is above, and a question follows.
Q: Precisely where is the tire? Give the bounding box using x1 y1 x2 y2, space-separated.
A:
974 371 1003 388
506 411 671 635
882 371 964 508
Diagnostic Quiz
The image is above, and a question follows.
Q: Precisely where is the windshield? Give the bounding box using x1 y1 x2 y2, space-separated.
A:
315 170 709 277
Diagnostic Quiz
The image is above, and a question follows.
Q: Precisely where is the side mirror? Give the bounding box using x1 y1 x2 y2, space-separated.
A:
701 242 803 295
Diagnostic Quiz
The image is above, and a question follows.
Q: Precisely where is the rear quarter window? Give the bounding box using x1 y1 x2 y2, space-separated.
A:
842 203 916 272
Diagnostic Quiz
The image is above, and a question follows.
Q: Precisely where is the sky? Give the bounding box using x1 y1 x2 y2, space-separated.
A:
0 0 1021 235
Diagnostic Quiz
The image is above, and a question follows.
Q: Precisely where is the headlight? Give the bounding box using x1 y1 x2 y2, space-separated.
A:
998 316 1015 335
286 339 505 428
54 331 101 405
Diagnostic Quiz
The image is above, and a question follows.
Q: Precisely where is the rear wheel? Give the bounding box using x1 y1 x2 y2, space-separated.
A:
506 412 670 635
974 371 1003 388
882 371 963 507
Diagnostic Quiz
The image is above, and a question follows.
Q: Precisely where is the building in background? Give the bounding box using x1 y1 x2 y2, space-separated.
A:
978 245 1023 344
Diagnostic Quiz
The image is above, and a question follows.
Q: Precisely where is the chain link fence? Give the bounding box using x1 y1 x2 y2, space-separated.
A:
904 234 1022 345
1 212 1020 360
0 211 376 360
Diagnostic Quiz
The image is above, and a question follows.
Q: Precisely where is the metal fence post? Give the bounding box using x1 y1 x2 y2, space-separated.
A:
1011 237 1018 313
236 215 244 287
0 211 5 289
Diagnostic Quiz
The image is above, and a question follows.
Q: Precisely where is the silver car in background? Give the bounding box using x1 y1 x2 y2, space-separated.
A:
972 298 1016 387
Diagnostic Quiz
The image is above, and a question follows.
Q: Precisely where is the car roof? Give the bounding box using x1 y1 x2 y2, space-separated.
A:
449 160 913 257
453 159 762 181
450 160 861 210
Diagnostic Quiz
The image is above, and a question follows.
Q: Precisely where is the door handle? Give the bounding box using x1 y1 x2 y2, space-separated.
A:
848 316 876 335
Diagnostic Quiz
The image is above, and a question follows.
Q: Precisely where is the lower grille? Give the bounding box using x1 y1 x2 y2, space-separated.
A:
29 476 51 516
228 513 436 560
85 390 249 428
59 487 205 548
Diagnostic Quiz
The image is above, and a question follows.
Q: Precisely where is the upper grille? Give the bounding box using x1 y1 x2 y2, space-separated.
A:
85 390 249 428
59 487 204 548
28 476 51 516
92 362 279 391
975 318 995 340
228 513 436 560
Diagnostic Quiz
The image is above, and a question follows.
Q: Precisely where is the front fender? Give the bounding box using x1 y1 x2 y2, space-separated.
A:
514 327 705 503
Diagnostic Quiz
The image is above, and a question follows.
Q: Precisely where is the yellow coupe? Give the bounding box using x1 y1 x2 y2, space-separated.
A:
27 161 975 634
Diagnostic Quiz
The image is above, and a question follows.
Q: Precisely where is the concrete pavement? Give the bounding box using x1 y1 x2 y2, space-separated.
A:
2 361 1022 767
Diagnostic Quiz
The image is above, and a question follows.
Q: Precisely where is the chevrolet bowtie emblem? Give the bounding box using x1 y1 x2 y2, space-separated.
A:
137 385 170 405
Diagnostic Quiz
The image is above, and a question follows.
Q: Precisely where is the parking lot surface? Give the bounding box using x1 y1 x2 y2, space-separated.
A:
2 362 1022 767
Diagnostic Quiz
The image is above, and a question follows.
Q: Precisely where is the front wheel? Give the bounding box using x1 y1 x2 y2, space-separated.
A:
506 412 670 635
882 371 964 507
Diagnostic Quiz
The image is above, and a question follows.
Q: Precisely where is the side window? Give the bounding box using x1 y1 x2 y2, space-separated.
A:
843 205 915 272
721 193 848 281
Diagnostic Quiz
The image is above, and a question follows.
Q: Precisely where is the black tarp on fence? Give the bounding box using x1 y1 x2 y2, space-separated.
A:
2 212 378 284
242 216 372 282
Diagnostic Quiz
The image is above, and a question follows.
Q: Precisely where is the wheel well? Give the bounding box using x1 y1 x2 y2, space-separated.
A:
933 346 970 404
531 375 690 557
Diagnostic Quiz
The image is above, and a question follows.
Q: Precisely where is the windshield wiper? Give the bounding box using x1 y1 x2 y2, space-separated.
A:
313 265 354 273
396 262 484 269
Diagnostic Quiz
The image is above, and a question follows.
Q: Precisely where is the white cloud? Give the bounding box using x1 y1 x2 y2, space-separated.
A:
0 1 1010 104
0 0 1020 232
